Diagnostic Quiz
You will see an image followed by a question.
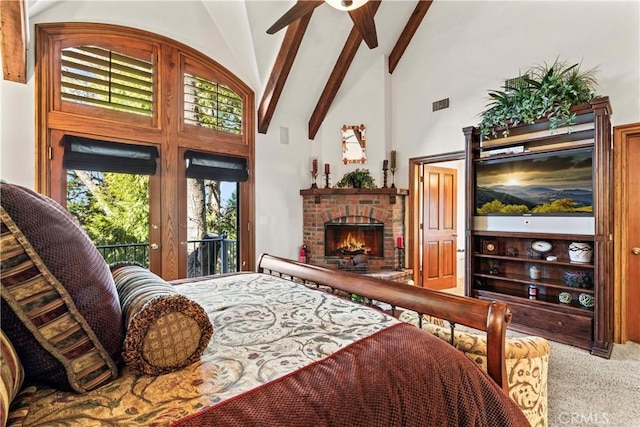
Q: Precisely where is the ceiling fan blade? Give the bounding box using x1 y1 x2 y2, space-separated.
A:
348 1 379 49
267 1 324 34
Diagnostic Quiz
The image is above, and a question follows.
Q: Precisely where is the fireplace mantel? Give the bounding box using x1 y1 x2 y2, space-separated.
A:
299 187 407 204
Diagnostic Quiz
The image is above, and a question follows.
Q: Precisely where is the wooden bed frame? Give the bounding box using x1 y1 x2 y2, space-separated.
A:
257 253 512 392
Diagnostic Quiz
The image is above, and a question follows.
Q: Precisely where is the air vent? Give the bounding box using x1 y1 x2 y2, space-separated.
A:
432 98 450 112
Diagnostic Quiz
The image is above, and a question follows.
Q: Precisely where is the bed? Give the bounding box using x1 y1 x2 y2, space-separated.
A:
2 252 528 427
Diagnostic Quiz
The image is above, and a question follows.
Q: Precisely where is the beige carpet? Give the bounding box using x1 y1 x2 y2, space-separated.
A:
534 337 640 427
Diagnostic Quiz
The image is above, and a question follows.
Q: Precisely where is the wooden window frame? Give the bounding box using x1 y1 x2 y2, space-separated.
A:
35 23 255 280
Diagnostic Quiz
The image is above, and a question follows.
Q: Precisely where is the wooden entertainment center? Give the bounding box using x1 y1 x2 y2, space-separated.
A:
463 97 613 357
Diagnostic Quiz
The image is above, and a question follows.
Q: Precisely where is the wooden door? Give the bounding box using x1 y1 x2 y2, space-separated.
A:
614 123 640 344
624 132 640 343
421 166 457 289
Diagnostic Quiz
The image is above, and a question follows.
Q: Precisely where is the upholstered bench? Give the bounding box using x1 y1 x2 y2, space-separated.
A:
399 311 550 427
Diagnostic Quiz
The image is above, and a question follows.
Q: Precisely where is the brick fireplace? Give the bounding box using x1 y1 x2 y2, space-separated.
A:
300 188 408 270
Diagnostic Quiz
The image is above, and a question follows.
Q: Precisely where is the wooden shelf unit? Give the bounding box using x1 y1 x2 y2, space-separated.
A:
463 98 613 357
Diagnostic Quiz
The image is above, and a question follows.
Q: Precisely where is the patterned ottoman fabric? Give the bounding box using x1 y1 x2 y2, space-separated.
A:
112 264 213 375
0 183 122 393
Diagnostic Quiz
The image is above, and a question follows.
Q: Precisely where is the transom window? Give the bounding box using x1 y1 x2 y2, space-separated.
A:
183 73 242 134
61 46 153 116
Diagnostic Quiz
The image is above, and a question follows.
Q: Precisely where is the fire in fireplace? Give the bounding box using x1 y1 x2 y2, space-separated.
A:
324 223 384 257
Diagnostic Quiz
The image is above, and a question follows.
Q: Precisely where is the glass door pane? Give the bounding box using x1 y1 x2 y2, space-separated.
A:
185 178 239 277
66 170 150 267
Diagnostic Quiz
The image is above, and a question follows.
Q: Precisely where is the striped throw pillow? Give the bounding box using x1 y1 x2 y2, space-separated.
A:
0 183 122 393
1 331 24 427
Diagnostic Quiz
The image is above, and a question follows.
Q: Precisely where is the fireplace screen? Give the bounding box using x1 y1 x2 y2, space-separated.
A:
324 223 384 257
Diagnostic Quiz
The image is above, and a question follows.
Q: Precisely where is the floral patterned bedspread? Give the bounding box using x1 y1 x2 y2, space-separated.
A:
12 273 398 426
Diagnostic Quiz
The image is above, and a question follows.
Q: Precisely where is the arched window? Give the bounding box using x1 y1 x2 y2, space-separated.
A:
36 23 255 280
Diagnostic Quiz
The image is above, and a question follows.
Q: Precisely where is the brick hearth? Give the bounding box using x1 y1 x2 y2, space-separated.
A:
300 188 408 270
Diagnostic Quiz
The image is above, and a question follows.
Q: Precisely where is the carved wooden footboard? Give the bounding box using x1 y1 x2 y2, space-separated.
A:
256 253 512 392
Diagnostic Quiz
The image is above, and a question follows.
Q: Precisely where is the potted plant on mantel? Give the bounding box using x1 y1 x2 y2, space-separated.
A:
478 59 599 139
335 168 377 189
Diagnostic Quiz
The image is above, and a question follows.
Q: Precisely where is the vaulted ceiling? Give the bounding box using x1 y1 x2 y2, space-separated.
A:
1 0 433 140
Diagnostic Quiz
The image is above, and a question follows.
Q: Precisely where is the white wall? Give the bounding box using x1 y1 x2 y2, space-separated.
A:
392 1 640 189
1 0 638 263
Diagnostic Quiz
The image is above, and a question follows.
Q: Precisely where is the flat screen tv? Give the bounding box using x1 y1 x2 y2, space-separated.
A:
475 148 593 216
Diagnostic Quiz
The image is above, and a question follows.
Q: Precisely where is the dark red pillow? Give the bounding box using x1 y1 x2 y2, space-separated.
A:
0 183 123 392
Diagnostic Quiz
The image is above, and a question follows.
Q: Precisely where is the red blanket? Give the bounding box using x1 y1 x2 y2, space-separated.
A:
172 323 528 426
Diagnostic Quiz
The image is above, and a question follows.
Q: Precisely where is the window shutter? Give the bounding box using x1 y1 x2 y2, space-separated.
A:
63 136 158 175
183 73 242 134
184 150 248 182
61 46 153 116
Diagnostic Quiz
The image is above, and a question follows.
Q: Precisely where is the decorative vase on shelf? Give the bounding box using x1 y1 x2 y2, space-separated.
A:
568 242 593 263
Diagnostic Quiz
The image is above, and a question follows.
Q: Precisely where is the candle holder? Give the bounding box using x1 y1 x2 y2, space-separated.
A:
383 169 388 188
310 158 319 189
324 172 330 189
390 150 397 188
396 246 405 271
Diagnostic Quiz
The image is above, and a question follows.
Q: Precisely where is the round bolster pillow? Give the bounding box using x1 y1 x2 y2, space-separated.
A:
111 264 213 375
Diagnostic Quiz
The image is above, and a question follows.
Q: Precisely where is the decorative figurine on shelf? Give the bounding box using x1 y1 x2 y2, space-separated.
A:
559 292 573 304
310 158 319 189
324 163 331 189
382 159 389 188
579 293 595 308
390 150 397 188
564 270 593 288
506 247 519 257
396 236 405 271
488 261 500 275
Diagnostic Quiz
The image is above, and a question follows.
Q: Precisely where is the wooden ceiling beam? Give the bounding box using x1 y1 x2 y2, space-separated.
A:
308 0 381 140
388 0 433 74
258 12 313 134
1 0 28 83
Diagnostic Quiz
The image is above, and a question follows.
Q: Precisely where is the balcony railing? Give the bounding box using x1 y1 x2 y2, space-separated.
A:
186 234 237 277
96 243 150 267
96 234 237 278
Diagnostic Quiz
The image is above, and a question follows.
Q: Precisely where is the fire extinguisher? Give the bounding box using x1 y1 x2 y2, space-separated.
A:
299 245 308 263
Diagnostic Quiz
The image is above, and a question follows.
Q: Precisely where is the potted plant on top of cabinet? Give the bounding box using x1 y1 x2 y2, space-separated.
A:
478 59 599 139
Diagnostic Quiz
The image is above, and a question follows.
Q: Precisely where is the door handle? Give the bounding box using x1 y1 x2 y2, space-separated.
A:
150 243 160 250
632 247 640 255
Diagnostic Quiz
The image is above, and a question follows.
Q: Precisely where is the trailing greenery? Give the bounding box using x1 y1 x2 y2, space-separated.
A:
335 168 377 189
479 59 598 138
